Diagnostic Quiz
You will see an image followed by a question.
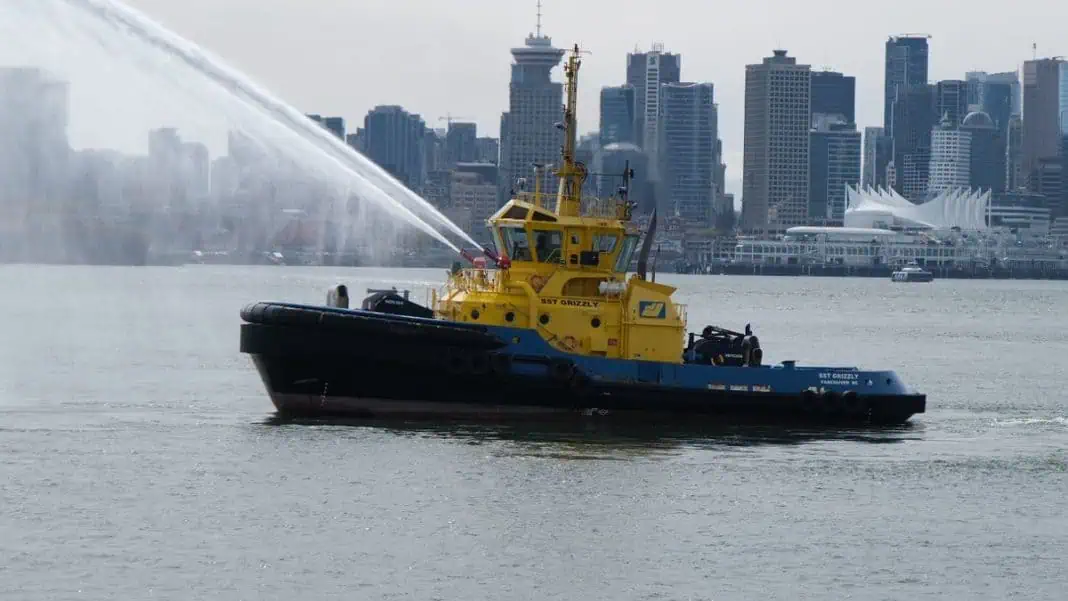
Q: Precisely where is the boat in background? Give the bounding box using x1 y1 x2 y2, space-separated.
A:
239 44 927 426
891 264 934 283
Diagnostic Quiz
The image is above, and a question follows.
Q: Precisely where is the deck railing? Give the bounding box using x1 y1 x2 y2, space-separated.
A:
512 191 628 220
447 268 501 293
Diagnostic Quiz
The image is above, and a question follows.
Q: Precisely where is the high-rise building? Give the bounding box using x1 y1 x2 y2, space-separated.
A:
884 35 930 136
445 122 478 167
499 23 564 202
741 49 811 230
362 105 427 193
928 114 971 194
305 114 345 140
890 84 937 200
450 165 499 245
862 126 892 189
1022 58 1068 186
935 80 969 126
658 82 718 225
626 44 681 167
809 115 861 225
597 143 654 213
599 85 636 145
967 71 1022 118
1006 114 1024 190
475 137 499 165
960 110 1006 193
424 128 447 174
323 117 345 140
811 71 856 124
0 68 70 222
980 80 1014 135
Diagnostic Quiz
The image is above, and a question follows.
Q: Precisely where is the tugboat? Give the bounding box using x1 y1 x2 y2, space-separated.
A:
891 263 934 283
239 45 926 425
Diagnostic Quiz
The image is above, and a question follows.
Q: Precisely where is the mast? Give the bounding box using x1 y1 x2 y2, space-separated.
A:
554 44 585 217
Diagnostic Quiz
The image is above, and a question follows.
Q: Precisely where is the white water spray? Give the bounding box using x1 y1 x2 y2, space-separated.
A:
1 0 482 258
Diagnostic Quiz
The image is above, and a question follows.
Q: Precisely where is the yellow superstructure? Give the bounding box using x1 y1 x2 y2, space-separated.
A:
432 44 686 363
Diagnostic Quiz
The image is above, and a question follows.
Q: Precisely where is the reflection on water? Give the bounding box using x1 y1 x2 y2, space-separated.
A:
262 413 923 459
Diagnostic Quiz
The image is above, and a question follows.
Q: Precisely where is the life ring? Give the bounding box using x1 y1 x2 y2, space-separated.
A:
529 274 548 292
560 335 578 351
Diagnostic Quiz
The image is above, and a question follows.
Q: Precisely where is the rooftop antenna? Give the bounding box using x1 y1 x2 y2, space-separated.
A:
536 0 542 37
1032 42 1037 60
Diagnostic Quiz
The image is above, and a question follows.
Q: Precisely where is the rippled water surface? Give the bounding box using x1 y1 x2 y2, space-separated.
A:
2 266 1066 600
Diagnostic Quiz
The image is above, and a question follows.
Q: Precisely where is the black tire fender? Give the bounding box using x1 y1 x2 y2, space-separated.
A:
443 348 470 375
490 353 512 376
549 359 574 382
841 391 868 417
821 390 842 414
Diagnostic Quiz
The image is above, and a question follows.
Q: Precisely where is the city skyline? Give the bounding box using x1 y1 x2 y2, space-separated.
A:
4 0 1063 199
114 0 1067 196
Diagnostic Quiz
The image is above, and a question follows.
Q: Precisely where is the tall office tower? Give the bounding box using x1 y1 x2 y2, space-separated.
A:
811 70 856 124
498 21 564 202
980 79 1014 134
362 105 427 193
862 127 882 187
927 114 972 194
626 44 681 170
322 117 345 140
862 127 893 189
968 71 1022 117
809 115 861 225
741 50 812 230
424 129 447 174
658 82 718 225
1005 115 1024 190
599 85 636 145
935 80 969 126
475 137 500 165
1021 58 1067 187
305 114 345 140
0 68 70 221
890 84 937 200
960 110 1006 193
884 35 930 136
445 122 478 167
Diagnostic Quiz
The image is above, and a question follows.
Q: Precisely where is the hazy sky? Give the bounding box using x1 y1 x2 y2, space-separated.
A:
12 0 1068 196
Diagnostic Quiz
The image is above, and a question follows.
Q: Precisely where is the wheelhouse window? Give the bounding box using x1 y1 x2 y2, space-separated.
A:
532 229 563 263
613 234 639 273
593 234 618 254
501 226 531 261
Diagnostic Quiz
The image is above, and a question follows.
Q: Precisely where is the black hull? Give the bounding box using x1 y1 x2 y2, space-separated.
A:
241 310 924 426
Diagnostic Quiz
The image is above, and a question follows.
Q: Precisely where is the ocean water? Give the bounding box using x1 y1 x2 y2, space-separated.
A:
1 265 1066 600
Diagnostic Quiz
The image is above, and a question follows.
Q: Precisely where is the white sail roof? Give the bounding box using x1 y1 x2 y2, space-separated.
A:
844 185 990 231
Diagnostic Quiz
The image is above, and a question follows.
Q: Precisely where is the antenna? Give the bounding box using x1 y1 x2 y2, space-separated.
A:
1033 42 1037 59
536 0 542 37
